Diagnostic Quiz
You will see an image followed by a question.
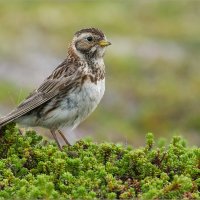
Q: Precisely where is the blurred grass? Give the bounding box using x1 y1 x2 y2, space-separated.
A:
0 1 200 146
0 80 28 106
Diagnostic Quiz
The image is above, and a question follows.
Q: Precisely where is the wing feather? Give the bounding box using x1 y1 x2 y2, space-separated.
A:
0 60 83 127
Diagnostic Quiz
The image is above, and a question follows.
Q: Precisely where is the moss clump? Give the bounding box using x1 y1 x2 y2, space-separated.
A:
0 124 199 199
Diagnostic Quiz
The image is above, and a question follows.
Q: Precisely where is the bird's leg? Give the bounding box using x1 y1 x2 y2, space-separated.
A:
18 128 23 135
58 130 71 145
50 130 62 150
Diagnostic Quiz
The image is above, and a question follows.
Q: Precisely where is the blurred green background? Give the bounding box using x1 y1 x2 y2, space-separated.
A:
0 1 200 146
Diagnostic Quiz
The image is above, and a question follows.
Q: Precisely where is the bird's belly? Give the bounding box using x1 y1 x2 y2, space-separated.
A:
41 79 105 129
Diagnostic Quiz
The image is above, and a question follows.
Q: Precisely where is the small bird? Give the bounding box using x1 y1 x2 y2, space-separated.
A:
0 28 111 148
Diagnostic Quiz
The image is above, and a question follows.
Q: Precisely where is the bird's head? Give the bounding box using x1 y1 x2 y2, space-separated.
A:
69 28 111 60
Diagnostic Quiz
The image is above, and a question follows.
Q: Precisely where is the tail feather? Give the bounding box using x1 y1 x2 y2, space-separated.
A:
0 115 16 128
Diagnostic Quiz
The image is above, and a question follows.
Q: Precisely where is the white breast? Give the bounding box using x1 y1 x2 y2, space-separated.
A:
73 78 105 127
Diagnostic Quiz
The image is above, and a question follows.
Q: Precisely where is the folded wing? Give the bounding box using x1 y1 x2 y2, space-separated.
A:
0 61 82 127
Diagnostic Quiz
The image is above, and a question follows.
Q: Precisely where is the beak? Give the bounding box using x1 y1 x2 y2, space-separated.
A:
98 40 111 47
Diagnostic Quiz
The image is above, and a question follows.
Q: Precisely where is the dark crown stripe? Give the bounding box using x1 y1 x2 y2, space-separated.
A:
75 28 104 38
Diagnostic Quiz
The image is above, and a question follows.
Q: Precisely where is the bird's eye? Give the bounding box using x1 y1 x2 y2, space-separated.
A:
86 36 93 42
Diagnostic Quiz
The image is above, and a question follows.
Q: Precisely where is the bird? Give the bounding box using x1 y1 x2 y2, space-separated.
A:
0 28 111 149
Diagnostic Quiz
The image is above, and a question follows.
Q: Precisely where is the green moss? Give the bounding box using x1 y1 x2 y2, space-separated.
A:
0 123 199 199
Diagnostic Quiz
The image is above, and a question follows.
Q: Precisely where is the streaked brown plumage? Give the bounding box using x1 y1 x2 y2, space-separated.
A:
0 28 111 149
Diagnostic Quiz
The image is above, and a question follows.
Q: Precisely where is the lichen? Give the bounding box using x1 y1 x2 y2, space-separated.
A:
0 123 199 199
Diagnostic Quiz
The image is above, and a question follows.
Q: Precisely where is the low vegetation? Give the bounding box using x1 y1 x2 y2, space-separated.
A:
0 123 199 199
